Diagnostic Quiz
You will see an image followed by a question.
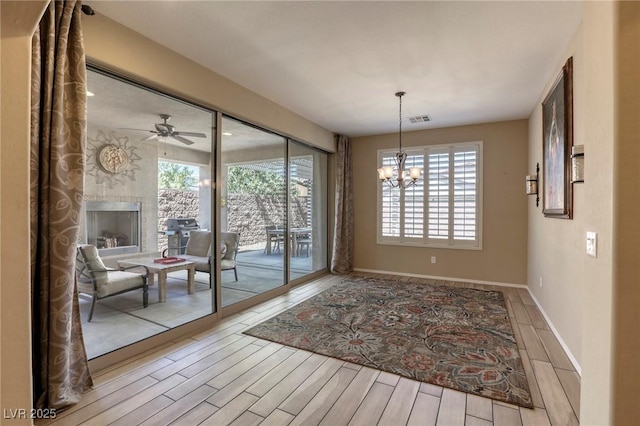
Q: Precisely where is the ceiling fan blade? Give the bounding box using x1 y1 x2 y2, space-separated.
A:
141 134 158 142
171 135 195 145
118 128 156 133
174 131 206 138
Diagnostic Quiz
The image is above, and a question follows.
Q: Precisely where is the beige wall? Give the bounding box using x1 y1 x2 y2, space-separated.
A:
612 2 640 424
0 1 48 422
352 120 528 285
528 1 640 423
576 5 615 423
527 20 586 372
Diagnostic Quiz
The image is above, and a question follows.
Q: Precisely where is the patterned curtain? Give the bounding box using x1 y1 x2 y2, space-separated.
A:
30 0 93 410
331 135 354 274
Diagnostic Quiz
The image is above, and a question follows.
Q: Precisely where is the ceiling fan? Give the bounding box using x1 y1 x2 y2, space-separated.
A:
120 114 206 145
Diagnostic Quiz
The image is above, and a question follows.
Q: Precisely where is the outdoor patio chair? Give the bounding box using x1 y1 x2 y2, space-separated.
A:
75 244 149 322
221 232 240 281
180 230 239 282
182 230 213 273
264 225 284 254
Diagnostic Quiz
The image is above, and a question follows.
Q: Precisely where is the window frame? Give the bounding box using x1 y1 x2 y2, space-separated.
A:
376 140 483 250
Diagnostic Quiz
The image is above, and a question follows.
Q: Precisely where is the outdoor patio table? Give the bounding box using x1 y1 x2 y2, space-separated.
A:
265 227 312 256
117 257 195 302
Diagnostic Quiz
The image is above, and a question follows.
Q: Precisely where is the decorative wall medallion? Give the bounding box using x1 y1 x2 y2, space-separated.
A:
86 130 141 188
98 144 129 174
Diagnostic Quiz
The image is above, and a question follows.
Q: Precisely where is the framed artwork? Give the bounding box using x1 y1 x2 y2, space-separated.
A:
542 57 573 218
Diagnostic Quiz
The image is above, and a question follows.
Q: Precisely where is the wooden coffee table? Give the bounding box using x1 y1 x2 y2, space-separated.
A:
117 257 195 303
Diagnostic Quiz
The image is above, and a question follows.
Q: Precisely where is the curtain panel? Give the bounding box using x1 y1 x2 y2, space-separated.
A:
30 0 93 410
331 135 354 274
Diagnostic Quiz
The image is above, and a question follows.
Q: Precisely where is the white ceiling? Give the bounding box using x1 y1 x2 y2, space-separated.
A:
91 1 583 138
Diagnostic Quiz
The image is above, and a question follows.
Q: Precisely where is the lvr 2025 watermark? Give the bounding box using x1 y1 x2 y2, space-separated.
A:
3 408 57 419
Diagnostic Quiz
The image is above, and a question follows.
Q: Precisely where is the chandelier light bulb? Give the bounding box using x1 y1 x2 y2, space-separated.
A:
409 167 422 180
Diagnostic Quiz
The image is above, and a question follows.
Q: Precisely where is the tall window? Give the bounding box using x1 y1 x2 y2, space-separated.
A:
377 141 482 249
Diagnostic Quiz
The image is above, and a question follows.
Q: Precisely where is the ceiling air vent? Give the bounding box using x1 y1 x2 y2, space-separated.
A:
408 115 431 124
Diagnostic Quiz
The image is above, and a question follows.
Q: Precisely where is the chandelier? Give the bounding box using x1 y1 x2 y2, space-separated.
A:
377 91 422 188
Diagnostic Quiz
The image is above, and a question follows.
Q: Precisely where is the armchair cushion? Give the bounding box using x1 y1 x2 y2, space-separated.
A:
185 230 212 257
98 271 143 297
221 232 239 261
182 230 213 273
77 244 109 287
182 254 211 273
221 232 240 280
96 271 146 298
221 259 236 270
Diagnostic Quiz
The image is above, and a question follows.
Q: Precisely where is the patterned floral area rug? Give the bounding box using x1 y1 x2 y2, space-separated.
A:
243 276 533 408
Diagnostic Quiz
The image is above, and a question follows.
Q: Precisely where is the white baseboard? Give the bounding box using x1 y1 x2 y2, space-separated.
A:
353 268 527 289
352 267 582 376
526 289 582 376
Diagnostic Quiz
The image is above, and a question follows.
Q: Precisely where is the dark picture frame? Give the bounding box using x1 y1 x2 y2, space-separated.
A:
542 57 573 218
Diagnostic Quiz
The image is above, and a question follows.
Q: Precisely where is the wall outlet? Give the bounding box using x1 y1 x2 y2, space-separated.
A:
586 231 597 257
431 256 436 264
539 277 543 288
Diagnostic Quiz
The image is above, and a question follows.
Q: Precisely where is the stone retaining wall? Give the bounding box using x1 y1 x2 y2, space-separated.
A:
157 190 308 250
226 194 308 247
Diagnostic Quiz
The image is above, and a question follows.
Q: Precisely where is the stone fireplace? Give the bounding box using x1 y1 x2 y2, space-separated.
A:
85 201 142 256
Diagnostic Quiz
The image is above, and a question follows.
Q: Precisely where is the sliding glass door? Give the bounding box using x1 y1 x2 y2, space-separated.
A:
220 116 287 307
81 69 329 359
218 120 329 308
288 141 328 281
82 68 215 359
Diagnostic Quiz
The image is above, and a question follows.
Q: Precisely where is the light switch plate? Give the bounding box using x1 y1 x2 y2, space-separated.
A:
586 231 597 257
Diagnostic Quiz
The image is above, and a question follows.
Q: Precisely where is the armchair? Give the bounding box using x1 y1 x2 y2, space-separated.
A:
170 230 239 281
75 244 149 322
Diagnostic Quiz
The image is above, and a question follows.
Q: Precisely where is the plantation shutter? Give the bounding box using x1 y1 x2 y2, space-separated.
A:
403 152 424 240
427 149 450 241
453 146 478 241
377 141 481 249
380 154 400 239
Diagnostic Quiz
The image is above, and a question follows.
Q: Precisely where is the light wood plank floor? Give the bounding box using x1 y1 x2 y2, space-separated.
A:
39 272 580 426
